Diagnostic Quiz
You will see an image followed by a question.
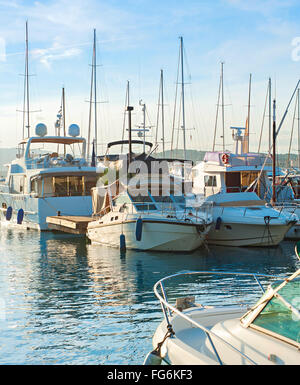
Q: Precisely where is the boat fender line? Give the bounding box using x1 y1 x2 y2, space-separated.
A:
17 209 24 225
5 206 12 221
120 233 126 253
135 218 143 241
264 216 271 225
215 216 222 230
263 216 273 244
143 326 175 366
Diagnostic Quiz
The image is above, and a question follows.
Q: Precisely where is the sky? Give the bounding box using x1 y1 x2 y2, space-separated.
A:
0 0 300 155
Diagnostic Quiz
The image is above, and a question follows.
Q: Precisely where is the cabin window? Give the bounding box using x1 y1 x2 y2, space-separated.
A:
54 176 68 196
225 172 241 192
68 176 84 196
128 192 156 211
204 175 217 187
30 175 97 197
10 175 25 194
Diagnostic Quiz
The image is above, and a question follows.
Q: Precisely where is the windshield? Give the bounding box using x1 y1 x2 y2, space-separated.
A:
251 278 300 344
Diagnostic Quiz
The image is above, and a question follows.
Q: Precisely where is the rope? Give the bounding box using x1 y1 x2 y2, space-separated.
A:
153 325 175 356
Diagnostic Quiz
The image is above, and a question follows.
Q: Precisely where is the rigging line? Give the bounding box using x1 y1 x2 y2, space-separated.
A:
258 81 269 153
287 90 298 168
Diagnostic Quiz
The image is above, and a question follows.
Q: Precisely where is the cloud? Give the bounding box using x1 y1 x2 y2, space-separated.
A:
32 41 82 69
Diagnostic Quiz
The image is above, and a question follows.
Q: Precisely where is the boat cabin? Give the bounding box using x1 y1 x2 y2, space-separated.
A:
193 151 274 199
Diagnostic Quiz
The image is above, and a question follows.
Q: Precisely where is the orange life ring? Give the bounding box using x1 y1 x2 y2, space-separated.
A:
221 153 229 164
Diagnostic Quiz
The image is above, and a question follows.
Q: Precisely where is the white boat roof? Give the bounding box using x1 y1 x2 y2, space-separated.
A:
19 136 86 145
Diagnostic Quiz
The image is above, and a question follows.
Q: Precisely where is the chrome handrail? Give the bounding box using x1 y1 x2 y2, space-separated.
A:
153 270 281 365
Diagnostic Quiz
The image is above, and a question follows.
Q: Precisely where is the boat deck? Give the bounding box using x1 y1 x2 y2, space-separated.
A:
46 215 94 234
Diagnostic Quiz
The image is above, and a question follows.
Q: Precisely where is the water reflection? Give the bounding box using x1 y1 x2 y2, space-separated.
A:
0 225 299 364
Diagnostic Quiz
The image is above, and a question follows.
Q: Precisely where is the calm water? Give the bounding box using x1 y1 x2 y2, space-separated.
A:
0 225 299 365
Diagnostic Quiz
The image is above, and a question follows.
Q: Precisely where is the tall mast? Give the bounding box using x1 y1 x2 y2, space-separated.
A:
155 70 165 155
298 88 300 169
93 29 98 159
62 87 66 155
180 37 186 159
246 73 252 152
87 29 98 162
22 21 30 139
272 99 276 204
161 69 165 155
221 62 225 152
121 81 130 154
212 64 222 152
268 78 272 150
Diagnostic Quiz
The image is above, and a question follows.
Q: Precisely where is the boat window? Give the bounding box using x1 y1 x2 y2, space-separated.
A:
10 175 25 194
128 192 156 211
84 176 97 196
204 175 217 187
225 172 241 193
152 195 173 203
54 176 68 197
30 175 96 197
69 176 84 196
251 278 300 344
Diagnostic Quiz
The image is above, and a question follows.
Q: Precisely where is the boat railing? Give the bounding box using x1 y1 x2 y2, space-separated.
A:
126 202 212 224
216 202 297 220
154 270 280 366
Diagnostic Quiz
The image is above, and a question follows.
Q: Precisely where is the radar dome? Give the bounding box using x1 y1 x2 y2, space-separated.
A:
68 124 80 137
35 123 47 137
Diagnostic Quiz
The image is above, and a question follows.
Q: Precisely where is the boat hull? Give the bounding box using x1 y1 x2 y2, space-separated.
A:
87 219 210 251
0 193 92 230
207 221 292 247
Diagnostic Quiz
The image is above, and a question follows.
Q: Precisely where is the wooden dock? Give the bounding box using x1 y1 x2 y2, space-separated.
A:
46 216 94 235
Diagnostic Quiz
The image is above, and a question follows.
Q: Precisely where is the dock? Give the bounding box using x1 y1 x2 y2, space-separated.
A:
46 216 94 235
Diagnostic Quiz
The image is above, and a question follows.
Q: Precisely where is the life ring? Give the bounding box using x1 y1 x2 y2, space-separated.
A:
221 153 229 164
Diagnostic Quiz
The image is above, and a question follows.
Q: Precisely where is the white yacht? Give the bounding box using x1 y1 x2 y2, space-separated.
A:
145 264 300 365
0 125 97 230
87 174 213 252
192 129 297 246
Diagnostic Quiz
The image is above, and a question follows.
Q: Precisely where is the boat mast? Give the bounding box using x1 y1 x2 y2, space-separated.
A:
212 64 222 152
62 87 66 155
246 73 251 152
87 29 98 162
161 69 165 156
93 29 98 160
121 81 130 154
298 88 300 170
180 37 186 159
268 78 272 150
139 100 146 153
22 21 30 139
221 62 225 152
155 70 165 156
272 99 277 204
